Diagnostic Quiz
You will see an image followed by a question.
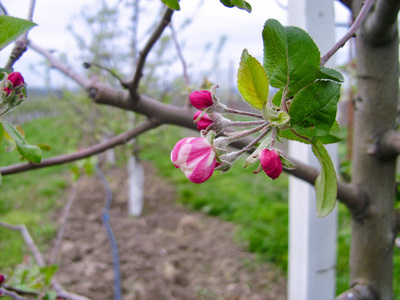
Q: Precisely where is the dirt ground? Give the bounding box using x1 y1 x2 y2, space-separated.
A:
51 162 287 300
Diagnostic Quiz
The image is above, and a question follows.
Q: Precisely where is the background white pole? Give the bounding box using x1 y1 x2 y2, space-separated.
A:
288 1 338 299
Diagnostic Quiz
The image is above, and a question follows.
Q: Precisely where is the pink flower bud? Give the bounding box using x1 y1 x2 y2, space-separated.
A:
189 90 213 110
0 274 4 285
259 149 282 180
171 137 217 183
8 72 24 87
193 111 213 131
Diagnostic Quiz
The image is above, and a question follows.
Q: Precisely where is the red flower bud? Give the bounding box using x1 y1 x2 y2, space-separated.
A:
189 90 213 110
3 87 12 95
8 72 24 88
0 274 4 285
193 111 213 131
259 149 282 180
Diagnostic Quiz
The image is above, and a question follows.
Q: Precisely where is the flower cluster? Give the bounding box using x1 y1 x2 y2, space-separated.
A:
171 87 296 183
0 72 26 116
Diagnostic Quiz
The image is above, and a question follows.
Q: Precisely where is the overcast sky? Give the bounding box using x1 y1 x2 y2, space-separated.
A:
0 0 350 88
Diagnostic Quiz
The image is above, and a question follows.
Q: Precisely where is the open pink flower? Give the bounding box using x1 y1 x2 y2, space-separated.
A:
189 90 213 110
259 149 282 180
194 111 213 131
171 137 217 183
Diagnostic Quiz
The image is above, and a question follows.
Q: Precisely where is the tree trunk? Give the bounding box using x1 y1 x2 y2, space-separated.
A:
349 0 399 298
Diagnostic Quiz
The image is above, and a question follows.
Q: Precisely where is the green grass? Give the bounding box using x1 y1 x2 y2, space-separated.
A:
0 114 80 271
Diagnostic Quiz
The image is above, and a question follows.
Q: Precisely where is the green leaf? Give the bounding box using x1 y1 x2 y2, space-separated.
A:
289 80 341 138
0 172 2 187
220 0 252 12
317 67 344 83
232 0 252 12
271 89 282 106
1 120 42 163
318 121 343 144
161 0 180 10
262 19 320 95
0 16 36 50
43 291 57 300
311 140 337 217
279 129 311 144
280 154 296 170
40 265 58 286
262 102 290 126
37 144 52 151
237 49 269 110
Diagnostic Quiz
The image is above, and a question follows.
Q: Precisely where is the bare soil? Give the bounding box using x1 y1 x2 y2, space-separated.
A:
51 162 287 300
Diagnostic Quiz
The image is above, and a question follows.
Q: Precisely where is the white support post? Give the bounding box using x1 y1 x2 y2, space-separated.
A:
288 1 338 299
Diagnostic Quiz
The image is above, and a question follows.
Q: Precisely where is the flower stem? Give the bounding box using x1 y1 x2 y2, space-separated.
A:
229 120 267 127
239 125 272 154
224 108 264 119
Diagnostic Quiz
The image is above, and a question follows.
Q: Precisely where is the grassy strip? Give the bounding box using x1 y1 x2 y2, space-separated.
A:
0 115 80 270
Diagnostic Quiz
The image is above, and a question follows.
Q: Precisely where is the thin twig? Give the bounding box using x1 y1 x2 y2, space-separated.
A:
129 8 174 98
0 288 28 300
224 107 264 119
169 22 189 85
50 179 81 265
0 222 45 266
0 120 159 176
4 0 36 70
2 284 43 298
28 41 92 89
320 0 375 66
86 62 129 88
0 222 90 300
0 1 9 15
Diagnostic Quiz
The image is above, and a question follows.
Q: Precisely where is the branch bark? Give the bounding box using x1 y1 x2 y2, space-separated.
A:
320 0 375 66
4 0 36 70
348 0 399 297
363 0 400 45
129 8 174 98
336 283 378 300
0 120 159 175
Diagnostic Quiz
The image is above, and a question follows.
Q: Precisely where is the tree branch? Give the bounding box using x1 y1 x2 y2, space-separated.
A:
4 0 36 70
0 288 28 300
0 222 89 300
338 0 352 10
129 8 174 99
372 130 400 158
28 41 92 89
363 0 400 45
0 120 158 175
320 0 375 66
169 22 189 85
336 283 378 300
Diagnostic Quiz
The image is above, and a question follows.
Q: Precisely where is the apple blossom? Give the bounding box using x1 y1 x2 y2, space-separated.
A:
259 149 282 180
171 137 217 183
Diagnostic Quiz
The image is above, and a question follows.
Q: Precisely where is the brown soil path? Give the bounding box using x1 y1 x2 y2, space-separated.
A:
52 163 287 300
